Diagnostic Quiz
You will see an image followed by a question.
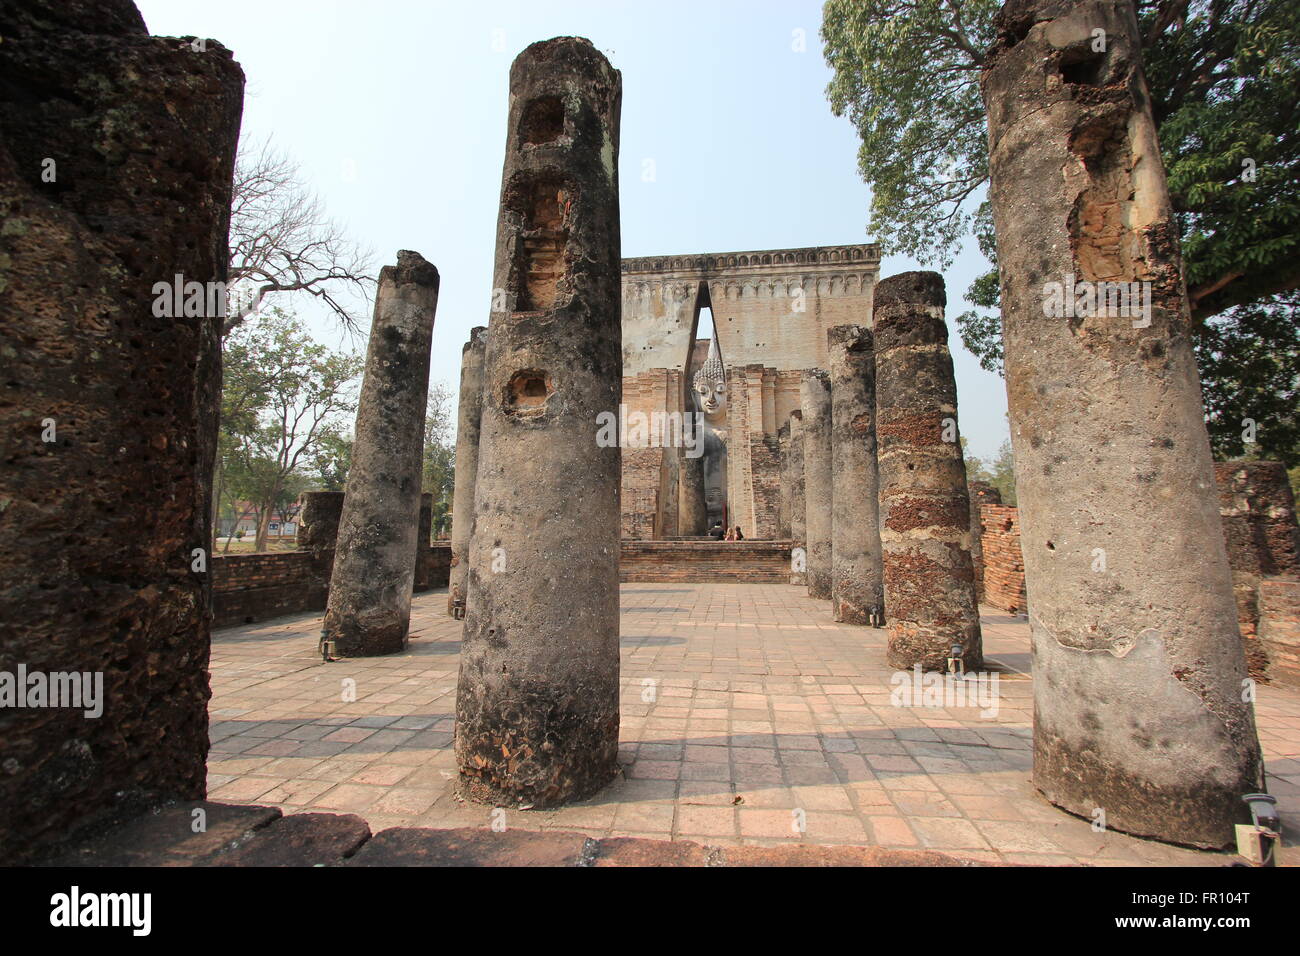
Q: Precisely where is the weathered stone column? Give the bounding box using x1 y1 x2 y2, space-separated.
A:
414 492 435 592
448 326 487 614
801 370 833 600
967 481 1002 604
0 0 243 862
982 0 1262 846
455 37 623 806
298 491 345 555
828 325 884 624
788 410 807 585
322 251 439 657
777 420 793 539
679 437 709 537
874 273 982 671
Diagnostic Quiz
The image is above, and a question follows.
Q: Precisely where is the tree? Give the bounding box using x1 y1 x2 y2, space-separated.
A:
218 308 363 551
966 438 1018 506
225 135 375 336
822 0 1300 386
308 431 353 492
1195 292 1300 467
422 382 456 536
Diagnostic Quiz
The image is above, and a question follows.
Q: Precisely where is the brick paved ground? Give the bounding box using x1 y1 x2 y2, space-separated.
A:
208 583 1300 865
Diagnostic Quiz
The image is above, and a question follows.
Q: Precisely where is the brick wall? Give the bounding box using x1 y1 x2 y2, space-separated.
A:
212 543 451 628
1214 461 1300 679
620 540 791 583
980 504 1027 614
1259 579 1300 688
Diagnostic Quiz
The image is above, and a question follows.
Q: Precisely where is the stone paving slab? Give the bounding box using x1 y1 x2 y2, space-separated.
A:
213 811 371 867
38 801 984 867
207 583 1300 866
347 827 594 867
46 802 283 867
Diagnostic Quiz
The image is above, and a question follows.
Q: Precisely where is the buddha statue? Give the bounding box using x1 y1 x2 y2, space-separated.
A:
690 329 728 529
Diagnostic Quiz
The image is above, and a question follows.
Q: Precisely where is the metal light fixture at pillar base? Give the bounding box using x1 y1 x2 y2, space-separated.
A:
947 644 965 676
1235 793 1279 866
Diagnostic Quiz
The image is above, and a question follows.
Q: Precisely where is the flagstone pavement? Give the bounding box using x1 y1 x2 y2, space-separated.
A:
207 583 1300 866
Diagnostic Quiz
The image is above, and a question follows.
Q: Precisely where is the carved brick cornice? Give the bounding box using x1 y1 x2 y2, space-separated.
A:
621 243 880 278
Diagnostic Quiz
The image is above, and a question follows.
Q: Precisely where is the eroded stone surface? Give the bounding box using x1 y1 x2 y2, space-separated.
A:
323 251 439 657
455 37 624 807
982 0 1263 847
828 325 883 625
0 0 244 864
448 327 487 616
213 812 371 867
348 827 593 867
44 802 281 867
801 371 833 600
873 273 982 672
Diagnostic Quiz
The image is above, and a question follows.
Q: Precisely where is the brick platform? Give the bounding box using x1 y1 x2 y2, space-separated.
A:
620 540 791 583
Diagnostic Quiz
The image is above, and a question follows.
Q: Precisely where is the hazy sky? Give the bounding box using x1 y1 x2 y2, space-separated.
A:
137 0 1009 460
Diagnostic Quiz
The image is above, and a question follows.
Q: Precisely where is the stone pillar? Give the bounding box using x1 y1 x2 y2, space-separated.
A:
982 0 1262 847
322 251 439 658
0 0 243 862
448 326 487 615
298 491 345 555
801 370 833 600
455 37 623 807
967 481 1002 603
788 410 807 585
414 493 435 592
828 325 884 624
874 273 982 671
777 420 793 539
679 440 709 537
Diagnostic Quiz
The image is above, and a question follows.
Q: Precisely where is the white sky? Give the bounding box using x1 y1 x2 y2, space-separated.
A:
137 0 1009 461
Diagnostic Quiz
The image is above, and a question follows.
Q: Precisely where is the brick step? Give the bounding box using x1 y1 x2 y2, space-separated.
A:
42 801 984 868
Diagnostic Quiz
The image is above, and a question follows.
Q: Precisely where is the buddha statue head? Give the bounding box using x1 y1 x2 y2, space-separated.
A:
691 329 727 427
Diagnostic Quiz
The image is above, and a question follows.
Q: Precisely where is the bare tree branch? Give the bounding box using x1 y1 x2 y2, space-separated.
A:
225 135 375 336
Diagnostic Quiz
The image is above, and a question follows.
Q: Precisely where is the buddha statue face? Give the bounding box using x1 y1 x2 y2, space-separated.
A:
693 376 727 421
691 331 727 427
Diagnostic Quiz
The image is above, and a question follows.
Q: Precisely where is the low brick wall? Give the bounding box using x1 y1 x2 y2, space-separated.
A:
979 504 1027 614
1259 579 1300 688
211 543 451 628
620 540 791 583
1214 461 1300 679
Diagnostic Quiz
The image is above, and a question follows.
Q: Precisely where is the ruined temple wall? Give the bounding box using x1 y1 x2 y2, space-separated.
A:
621 245 880 376
722 364 793 539
619 246 872 540
619 368 686 539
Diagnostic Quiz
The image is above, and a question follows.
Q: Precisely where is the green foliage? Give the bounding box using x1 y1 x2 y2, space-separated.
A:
216 308 362 550
966 439 1017 506
824 0 1300 415
1195 292 1300 468
822 0 999 268
309 431 352 492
